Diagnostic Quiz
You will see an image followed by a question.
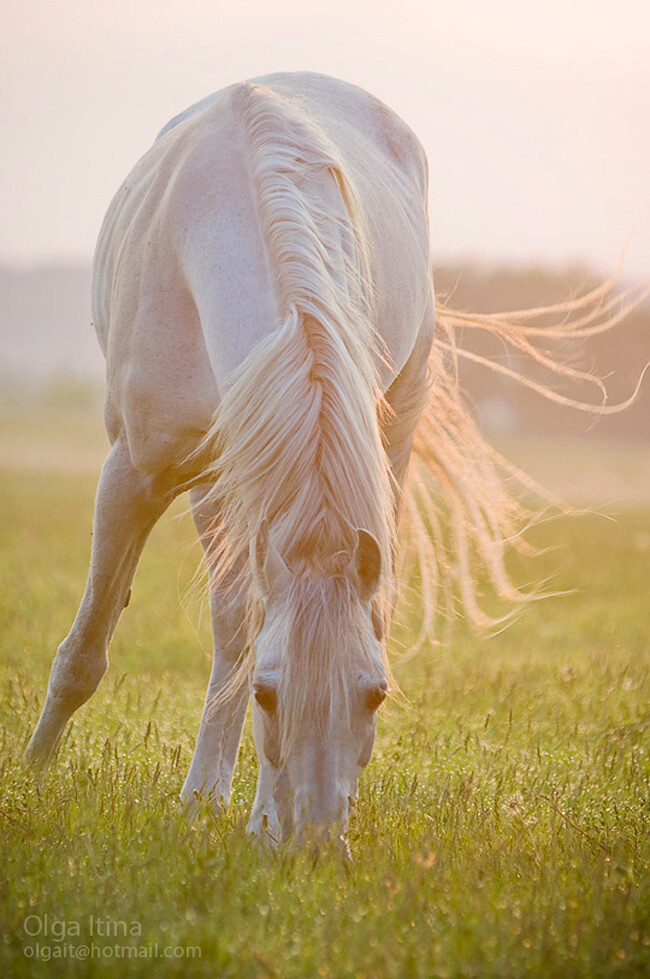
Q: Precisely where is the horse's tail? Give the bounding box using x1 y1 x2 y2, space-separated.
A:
402 272 649 640
194 82 394 645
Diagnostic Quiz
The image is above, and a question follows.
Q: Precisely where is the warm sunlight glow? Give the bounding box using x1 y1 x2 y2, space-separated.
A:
1 0 649 275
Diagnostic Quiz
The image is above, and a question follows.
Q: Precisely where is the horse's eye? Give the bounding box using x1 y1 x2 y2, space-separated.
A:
254 684 277 713
365 682 388 712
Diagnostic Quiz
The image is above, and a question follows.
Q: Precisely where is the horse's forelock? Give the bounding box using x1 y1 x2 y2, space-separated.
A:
276 570 380 762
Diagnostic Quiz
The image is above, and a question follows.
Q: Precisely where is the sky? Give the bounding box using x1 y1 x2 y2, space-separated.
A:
1 0 649 279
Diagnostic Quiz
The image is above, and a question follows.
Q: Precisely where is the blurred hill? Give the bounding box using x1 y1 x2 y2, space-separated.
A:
0 263 648 440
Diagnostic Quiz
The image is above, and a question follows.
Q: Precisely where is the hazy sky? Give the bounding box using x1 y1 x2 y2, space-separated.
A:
2 0 649 278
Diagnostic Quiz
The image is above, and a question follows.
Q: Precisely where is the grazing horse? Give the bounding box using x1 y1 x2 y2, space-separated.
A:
25 72 630 844
25 73 434 842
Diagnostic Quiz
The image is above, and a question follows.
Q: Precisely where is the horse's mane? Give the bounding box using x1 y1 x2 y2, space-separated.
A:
193 82 395 745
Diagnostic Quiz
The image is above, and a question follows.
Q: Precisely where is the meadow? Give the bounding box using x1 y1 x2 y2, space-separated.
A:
1 409 649 977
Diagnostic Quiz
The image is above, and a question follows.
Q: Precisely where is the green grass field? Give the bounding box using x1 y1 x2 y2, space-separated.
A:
1 413 649 977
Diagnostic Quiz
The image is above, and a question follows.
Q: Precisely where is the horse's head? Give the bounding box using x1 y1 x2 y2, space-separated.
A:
249 522 388 843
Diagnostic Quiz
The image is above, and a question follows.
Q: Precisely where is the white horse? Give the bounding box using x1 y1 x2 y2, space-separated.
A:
25 72 632 843
25 73 434 842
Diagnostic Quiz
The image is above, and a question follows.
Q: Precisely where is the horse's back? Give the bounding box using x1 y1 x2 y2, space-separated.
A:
92 73 432 470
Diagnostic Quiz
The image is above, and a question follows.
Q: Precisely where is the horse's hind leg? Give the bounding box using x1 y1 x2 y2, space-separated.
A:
180 485 249 816
24 435 176 770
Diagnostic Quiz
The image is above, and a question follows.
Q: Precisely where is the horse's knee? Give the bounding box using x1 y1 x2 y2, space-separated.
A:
47 637 108 711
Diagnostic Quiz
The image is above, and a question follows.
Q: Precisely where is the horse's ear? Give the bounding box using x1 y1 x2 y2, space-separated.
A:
354 529 382 602
250 519 290 598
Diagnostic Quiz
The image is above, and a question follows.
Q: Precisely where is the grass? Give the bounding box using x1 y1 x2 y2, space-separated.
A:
1 416 649 977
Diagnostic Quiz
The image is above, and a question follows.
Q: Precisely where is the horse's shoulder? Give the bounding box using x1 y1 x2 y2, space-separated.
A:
362 93 428 194
286 73 428 194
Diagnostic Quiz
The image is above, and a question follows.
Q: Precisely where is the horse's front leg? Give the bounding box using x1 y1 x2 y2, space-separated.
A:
180 486 249 816
247 699 292 845
24 435 176 771
248 763 280 845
